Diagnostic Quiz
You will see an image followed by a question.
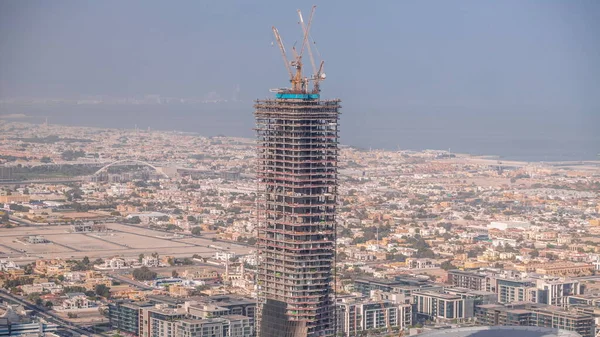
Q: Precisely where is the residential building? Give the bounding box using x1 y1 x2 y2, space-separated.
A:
175 315 252 337
405 258 436 269
187 296 256 320
567 294 600 309
0 321 59 336
103 257 126 269
417 326 581 337
108 301 155 336
444 288 498 318
353 277 429 296
495 278 537 304
447 270 488 292
336 297 411 337
109 296 256 337
143 256 161 267
214 251 236 262
60 293 92 310
412 291 466 322
475 303 595 337
535 278 581 306
140 305 187 337
487 221 531 231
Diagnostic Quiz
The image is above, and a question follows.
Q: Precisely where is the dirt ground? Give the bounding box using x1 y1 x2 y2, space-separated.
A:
0 223 252 264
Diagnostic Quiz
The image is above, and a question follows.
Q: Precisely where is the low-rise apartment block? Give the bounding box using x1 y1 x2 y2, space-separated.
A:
475 303 595 337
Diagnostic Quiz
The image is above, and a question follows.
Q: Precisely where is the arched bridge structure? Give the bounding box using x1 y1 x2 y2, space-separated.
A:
93 160 169 178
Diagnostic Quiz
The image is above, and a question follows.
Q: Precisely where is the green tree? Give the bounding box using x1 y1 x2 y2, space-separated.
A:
45 301 53 308
61 150 85 161
132 266 157 281
40 156 52 163
95 284 111 298
440 260 457 270
166 224 181 231
129 216 141 224
530 249 539 258
191 226 202 235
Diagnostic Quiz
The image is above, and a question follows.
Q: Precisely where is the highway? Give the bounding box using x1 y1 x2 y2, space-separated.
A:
0 289 98 337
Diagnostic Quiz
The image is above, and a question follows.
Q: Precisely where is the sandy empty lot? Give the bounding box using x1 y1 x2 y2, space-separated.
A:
52 233 125 251
95 232 190 249
0 223 252 264
0 236 74 254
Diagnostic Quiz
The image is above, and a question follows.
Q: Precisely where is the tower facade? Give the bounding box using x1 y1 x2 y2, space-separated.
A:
255 94 340 337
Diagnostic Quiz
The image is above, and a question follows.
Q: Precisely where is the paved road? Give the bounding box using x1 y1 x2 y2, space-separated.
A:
109 273 153 291
0 177 87 185
0 289 98 337
574 275 600 281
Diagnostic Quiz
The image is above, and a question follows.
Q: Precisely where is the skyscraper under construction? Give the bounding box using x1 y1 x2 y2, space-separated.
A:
255 6 340 337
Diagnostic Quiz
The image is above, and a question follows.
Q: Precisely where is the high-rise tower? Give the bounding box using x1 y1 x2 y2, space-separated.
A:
255 6 340 337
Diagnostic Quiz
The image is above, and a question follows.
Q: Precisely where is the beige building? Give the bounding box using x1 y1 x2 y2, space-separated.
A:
536 262 594 277
0 195 30 203
516 262 594 277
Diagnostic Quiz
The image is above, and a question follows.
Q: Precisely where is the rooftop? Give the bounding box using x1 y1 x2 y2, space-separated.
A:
418 326 581 337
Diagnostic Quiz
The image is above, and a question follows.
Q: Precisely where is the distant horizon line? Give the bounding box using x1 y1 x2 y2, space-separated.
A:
2 118 598 164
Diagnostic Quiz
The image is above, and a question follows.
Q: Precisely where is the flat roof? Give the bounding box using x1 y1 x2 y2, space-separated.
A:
418 326 580 337
413 291 462 300
354 277 405 285
448 269 486 276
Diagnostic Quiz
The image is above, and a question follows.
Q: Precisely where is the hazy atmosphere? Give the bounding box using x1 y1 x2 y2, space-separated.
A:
1 0 599 160
2 3 600 337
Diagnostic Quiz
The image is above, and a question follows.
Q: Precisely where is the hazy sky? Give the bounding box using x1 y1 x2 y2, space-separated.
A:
1 1 599 157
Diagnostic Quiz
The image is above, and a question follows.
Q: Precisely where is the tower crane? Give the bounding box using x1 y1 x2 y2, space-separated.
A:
271 6 326 95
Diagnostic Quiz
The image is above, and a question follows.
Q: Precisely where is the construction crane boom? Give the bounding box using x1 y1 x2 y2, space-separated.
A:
270 6 326 95
272 26 293 81
298 6 317 77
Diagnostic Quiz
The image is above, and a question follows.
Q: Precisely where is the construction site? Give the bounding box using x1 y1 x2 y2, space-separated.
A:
255 6 340 337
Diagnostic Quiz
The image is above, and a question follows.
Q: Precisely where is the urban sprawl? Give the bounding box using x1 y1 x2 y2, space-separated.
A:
0 120 599 337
